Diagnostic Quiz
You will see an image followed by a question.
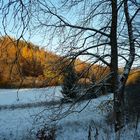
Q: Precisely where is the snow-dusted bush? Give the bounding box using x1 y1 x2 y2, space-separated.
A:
61 63 78 99
36 126 56 140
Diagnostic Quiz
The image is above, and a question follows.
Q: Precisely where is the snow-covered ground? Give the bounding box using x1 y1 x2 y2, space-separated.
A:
0 87 62 105
0 87 139 140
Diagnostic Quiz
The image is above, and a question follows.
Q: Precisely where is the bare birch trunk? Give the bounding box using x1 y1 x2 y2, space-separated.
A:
110 0 135 134
110 0 122 133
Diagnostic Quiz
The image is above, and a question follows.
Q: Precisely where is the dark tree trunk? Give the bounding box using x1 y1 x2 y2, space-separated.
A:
110 0 124 132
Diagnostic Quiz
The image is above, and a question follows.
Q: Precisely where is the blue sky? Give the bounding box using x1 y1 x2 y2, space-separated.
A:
0 0 76 54
0 0 139 67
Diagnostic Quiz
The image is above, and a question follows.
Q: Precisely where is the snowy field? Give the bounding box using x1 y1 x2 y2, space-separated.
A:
0 87 139 140
0 87 62 105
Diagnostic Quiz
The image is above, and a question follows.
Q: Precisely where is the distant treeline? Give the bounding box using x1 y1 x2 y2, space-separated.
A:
0 36 63 87
0 36 139 88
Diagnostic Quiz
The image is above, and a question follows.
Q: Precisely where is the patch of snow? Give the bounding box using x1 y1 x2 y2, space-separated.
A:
0 86 62 105
0 88 139 140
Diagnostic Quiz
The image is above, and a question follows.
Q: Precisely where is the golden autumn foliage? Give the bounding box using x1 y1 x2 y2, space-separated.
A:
74 59 90 78
0 36 61 87
0 36 112 88
126 69 140 85
1 36 139 88
0 36 76 87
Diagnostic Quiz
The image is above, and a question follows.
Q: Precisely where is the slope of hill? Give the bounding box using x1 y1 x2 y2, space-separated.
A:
0 36 62 87
1 36 139 88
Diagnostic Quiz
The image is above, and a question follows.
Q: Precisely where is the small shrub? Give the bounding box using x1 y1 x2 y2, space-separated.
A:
36 126 56 140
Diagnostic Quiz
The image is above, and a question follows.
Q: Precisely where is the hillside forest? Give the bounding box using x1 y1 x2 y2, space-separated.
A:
0 36 139 88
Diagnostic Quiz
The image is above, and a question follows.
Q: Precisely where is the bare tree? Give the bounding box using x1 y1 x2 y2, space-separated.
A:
0 0 140 135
